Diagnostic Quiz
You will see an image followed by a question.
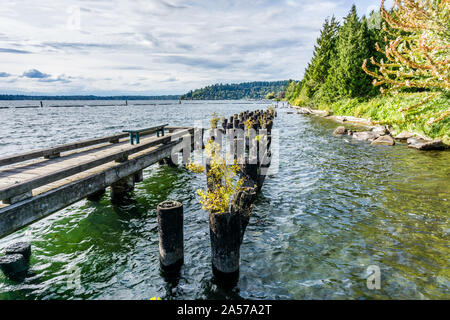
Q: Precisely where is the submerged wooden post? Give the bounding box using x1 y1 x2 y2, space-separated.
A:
0 254 28 279
157 200 184 273
5 242 31 261
110 175 134 203
0 242 31 280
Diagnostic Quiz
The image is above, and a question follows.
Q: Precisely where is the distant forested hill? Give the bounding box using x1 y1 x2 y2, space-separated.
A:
180 81 290 100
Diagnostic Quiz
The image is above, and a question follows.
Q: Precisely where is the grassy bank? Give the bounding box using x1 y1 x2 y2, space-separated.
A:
303 92 449 144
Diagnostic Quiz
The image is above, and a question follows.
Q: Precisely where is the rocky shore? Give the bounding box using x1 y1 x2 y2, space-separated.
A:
292 106 448 151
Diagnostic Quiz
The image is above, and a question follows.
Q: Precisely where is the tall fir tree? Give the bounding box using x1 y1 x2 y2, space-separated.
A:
289 16 339 104
304 16 340 98
324 5 375 99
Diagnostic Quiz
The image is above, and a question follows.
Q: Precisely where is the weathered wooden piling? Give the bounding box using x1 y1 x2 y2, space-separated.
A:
157 200 184 273
205 108 275 285
0 241 32 279
0 254 28 277
209 211 241 283
5 242 31 261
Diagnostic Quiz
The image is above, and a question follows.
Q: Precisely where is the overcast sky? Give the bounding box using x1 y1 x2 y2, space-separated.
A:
0 0 391 96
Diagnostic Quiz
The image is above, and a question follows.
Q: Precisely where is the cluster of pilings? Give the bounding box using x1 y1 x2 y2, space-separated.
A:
209 108 277 285
155 108 277 286
220 109 275 133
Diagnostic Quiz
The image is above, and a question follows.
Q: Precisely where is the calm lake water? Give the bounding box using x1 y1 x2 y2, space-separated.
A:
0 100 448 299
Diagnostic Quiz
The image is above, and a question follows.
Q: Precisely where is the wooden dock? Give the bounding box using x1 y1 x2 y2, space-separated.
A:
0 126 196 238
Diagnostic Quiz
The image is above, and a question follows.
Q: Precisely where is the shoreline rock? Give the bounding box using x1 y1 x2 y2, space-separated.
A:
290 105 448 151
371 135 395 146
372 125 390 136
352 131 380 142
333 126 347 135
407 138 446 150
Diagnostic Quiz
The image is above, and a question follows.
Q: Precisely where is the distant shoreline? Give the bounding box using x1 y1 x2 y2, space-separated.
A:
0 94 180 101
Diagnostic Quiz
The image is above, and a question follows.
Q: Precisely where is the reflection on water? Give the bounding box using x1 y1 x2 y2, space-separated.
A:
0 101 449 299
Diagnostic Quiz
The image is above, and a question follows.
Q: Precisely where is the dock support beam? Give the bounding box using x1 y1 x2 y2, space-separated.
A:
110 175 134 203
157 200 184 274
3 191 33 205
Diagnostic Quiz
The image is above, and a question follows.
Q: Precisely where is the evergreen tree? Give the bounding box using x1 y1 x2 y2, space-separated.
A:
324 5 375 98
288 16 339 105
284 80 298 101
304 16 340 98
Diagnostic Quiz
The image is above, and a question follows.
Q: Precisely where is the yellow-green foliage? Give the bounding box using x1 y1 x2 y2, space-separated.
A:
267 106 275 116
259 112 267 128
244 118 254 130
291 84 312 107
316 92 450 143
244 118 254 138
255 134 265 142
210 112 219 129
197 139 243 213
185 161 205 173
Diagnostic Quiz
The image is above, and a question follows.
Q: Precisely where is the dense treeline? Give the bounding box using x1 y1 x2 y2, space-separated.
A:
287 5 384 105
287 1 449 142
180 81 289 100
0 95 180 100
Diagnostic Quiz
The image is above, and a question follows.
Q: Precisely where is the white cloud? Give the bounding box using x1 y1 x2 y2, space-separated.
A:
0 0 383 95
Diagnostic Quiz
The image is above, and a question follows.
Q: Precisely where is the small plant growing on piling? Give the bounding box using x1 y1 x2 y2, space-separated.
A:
210 112 220 129
185 161 205 173
244 118 254 138
197 139 243 213
255 134 265 142
259 112 267 129
267 106 275 117
185 113 245 214
244 118 253 130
